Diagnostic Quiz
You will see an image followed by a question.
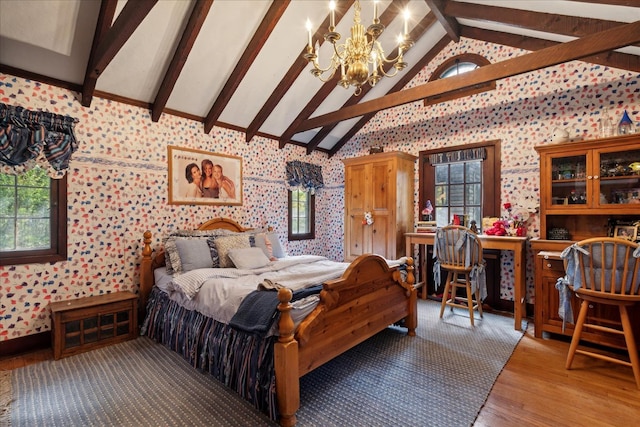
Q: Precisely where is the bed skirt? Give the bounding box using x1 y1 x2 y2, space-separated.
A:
141 287 279 420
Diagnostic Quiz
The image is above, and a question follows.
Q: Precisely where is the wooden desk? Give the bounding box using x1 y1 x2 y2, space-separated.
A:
406 232 528 331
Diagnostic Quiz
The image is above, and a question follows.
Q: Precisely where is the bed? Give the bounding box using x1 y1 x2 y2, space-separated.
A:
139 217 417 426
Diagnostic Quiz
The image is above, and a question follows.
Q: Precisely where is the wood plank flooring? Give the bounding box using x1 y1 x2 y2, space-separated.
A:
2 323 639 426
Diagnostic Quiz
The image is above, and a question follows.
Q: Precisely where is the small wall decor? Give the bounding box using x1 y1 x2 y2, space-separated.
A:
168 145 242 205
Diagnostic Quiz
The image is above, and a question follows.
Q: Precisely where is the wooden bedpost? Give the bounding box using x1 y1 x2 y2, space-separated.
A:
139 230 154 320
405 257 417 337
275 288 299 427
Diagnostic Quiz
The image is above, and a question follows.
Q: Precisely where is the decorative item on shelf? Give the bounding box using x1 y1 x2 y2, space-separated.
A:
599 107 614 138
548 227 570 240
303 0 413 96
369 146 384 154
629 162 640 175
551 126 571 143
421 200 433 221
362 211 374 226
617 110 635 135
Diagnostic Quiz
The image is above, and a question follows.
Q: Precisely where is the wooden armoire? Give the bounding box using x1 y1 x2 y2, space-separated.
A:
342 151 417 262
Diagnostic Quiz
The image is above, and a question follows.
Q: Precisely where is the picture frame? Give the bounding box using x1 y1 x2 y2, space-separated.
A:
168 145 242 205
613 225 638 241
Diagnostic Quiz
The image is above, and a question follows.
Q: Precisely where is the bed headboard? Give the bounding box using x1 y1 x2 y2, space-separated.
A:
198 217 251 232
139 217 252 317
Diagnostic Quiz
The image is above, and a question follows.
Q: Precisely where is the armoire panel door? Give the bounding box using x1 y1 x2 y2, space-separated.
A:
346 214 366 260
344 164 369 261
370 161 392 212
370 215 391 257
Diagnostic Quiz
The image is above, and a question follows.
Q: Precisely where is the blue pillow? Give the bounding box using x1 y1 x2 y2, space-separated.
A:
174 238 214 272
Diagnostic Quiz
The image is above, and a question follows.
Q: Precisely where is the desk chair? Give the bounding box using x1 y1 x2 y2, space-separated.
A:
559 237 640 389
433 225 486 326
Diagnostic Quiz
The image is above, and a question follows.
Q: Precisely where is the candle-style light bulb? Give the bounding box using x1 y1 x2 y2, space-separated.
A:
403 8 410 35
373 0 379 21
329 1 336 28
305 19 313 49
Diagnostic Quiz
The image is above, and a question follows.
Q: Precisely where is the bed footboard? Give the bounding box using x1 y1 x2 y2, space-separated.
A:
275 254 416 426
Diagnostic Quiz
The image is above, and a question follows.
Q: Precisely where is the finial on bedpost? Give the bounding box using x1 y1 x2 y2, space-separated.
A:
277 288 294 342
405 256 415 288
143 231 152 259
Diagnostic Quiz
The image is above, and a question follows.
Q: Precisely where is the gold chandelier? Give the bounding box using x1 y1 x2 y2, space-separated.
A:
303 0 413 96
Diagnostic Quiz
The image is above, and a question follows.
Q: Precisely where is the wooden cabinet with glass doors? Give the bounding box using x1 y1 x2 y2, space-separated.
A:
532 133 640 346
536 133 640 241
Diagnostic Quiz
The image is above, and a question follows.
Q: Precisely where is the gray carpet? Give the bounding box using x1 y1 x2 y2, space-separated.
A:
6 300 525 427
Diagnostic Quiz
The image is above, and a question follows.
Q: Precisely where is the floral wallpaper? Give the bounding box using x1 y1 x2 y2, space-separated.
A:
1 37 638 341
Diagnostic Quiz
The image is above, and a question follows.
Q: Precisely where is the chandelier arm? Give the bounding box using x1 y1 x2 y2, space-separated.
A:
311 58 339 75
311 65 339 83
378 67 400 78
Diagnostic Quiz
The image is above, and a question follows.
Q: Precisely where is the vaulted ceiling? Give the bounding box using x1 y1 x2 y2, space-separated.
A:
1 1 638 157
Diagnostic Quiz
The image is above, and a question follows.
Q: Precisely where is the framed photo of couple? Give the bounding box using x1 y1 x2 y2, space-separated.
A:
168 145 242 206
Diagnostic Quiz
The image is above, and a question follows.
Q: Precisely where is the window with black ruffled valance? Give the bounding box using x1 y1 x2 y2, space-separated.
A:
285 160 324 194
0 103 79 178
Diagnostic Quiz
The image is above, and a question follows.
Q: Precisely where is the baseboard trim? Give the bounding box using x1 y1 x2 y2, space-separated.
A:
0 331 51 357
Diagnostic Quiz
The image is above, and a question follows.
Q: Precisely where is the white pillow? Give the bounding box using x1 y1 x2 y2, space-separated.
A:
266 232 286 258
228 247 271 269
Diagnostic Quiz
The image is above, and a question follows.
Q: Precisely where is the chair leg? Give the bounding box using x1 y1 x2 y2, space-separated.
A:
449 273 458 312
466 279 475 326
476 287 483 318
620 305 640 389
439 272 452 319
566 299 589 370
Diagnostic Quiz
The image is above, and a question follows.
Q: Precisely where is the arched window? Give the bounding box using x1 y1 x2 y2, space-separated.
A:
424 53 495 106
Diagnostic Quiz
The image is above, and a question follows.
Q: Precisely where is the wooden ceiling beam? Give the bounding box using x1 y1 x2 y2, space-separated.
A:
203 1 291 134
305 11 438 155
424 0 460 42
328 35 451 157
81 0 122 107
461 26 640 73
244 1 356 143
298 21 640 133
86 0 157 82
446 0 640 48
151 0 213 123
278 1 409 149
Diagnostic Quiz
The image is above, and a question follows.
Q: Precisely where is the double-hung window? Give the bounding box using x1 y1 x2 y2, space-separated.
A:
0 167 67 266
420 141 500 229
288 189 315 240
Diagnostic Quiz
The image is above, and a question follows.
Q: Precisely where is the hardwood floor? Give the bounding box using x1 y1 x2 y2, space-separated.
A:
2 323 639 426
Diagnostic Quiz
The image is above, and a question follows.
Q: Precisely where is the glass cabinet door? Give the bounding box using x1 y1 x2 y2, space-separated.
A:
596 147 640 206
550 153 588 206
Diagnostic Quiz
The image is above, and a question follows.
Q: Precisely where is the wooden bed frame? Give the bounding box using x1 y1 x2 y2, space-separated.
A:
139 217 417 426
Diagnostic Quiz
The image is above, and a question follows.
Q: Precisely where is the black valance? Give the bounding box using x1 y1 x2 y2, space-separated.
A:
428 147 486 165
285 160 324 194
0 103 79 178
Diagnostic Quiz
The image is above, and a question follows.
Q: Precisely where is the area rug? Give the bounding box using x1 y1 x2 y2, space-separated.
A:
6 300 525 427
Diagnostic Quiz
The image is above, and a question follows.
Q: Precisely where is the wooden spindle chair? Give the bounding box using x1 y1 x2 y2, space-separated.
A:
563 237 640 389
434 225 485 326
